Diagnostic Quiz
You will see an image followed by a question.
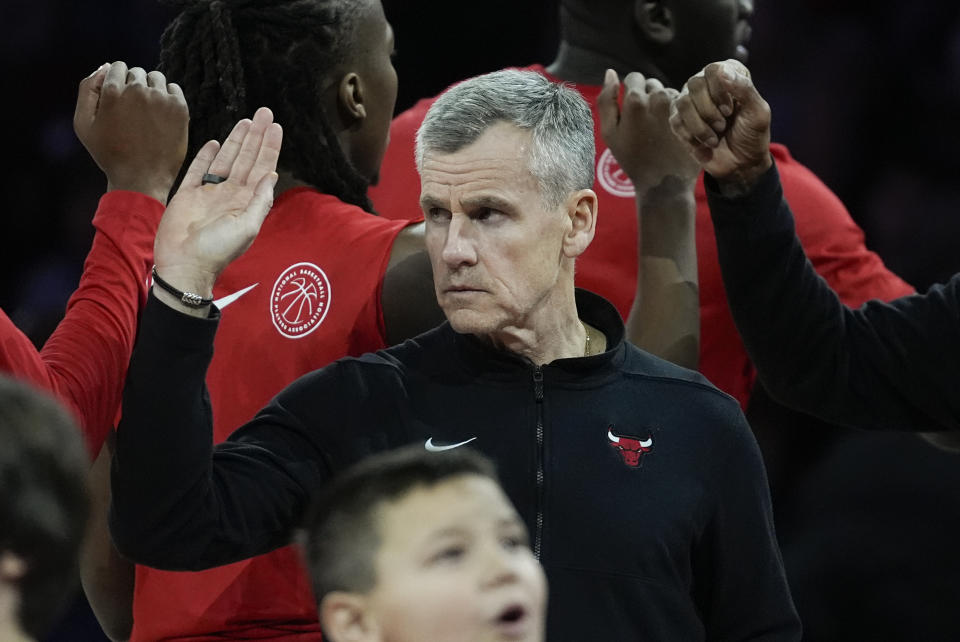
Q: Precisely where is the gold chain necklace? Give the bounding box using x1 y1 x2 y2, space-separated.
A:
582 321 592 356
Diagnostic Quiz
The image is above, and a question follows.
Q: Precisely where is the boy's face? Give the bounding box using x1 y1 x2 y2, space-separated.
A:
363 474 547 641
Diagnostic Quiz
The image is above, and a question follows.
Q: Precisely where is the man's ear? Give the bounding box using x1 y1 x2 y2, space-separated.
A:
320 591 379 642
634 1 676 45
562 189 598 259
337 72 368 127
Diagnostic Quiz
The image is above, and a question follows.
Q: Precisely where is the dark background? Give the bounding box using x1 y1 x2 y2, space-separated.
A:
2 1 958 639
4 2 960 324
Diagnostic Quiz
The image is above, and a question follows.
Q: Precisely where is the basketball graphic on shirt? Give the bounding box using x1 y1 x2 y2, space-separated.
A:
270 262 331 339
596 148 636 198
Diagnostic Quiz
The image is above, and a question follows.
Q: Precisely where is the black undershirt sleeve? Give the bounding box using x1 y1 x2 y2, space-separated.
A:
110 293 334 571
706 163 960 431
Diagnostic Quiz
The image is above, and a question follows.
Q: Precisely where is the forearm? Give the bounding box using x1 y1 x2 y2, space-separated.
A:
709 164 872 421
708 164 958 430
0 192 163 456
81 434 133 642
627 176 699 369
110 293 223 569
110 294 319 569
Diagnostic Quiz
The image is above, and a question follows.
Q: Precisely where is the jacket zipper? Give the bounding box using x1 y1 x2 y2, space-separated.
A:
533 364 545 559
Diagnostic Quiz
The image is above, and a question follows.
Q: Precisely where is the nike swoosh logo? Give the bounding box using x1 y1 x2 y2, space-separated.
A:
424 437 477 452
214 283 258 309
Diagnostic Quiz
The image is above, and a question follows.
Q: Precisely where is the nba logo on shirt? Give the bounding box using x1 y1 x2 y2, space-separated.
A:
270 262 331 339
596 148 636 198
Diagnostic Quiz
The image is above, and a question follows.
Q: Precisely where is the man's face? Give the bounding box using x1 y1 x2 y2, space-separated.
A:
420 122 574 336
344 0 398 184
665 0 755 83
365 475 547 642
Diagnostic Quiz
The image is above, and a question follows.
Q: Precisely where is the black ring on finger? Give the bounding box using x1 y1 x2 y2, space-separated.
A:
201 173 228 185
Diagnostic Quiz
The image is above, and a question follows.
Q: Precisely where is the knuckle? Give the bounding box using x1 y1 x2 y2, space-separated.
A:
672 98 689 119
100 82 121 100
649 89 670 106
623 89 643 106
677 97 697 118
127 83 149 100
692 120 715 139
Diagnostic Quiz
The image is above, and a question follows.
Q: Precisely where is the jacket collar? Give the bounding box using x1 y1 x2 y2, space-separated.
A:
447 289 626 384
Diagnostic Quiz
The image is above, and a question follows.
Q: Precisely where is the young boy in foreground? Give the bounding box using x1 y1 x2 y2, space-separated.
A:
300 447 547 642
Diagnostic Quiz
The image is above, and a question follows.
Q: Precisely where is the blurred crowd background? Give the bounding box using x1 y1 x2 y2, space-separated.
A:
3 1 959 639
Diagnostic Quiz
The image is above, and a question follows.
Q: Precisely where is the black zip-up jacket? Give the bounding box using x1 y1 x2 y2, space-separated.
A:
707 163 960 431
112 289 800 640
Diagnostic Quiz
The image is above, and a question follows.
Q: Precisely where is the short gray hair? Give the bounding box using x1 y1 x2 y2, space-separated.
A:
415 69 595 208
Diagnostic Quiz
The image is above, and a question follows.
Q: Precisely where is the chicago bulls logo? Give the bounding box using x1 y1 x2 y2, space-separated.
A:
607 426 653 468
270 262 331 339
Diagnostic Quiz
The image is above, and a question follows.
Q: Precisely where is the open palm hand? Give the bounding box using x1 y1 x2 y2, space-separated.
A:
153 107 283 299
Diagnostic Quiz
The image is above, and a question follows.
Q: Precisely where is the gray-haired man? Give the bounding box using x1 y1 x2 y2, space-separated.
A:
111 70 800 640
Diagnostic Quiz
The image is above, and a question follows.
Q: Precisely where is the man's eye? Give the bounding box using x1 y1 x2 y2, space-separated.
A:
475 208 500 222
428 208 451 222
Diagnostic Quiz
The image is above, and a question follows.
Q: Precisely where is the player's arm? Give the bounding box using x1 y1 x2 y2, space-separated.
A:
111 294 340 569
709 164 960 433
0 62 187 456
671 59 960 434
777 154 914 308
110 109 326 569
81 433 133 642
598 70 700 369
381 222 446 345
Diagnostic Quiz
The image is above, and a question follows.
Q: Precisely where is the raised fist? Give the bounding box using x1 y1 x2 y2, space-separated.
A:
74 61 189 204
669 59 772 194
598 69 700 193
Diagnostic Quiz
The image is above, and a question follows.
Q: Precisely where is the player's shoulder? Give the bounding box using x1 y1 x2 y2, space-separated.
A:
280 188 403 230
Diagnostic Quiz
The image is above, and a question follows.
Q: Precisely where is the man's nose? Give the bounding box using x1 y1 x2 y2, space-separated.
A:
441 216 477 267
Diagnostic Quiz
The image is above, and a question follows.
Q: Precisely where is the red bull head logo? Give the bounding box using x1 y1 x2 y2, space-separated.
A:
608 426 653 468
